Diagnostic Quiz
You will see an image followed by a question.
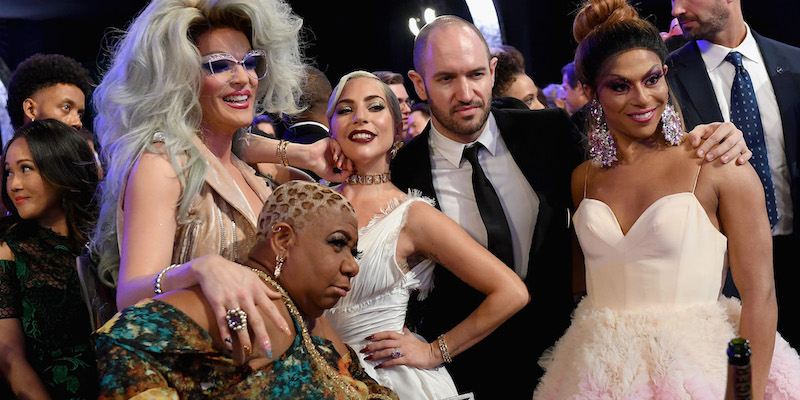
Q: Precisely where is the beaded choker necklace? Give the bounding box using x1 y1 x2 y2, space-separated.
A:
345 172 391 185
247 266 392 400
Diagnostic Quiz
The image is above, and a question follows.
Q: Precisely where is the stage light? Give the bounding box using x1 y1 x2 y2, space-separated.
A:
424 8 436 24
409 18 421 36
409 7 437 36
465 0 502 47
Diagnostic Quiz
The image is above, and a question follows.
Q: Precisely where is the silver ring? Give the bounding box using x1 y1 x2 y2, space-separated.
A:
391 348 402 359
226 308 248 331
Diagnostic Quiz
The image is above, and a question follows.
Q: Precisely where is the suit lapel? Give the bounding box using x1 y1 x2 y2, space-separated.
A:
491 109 552 262
394 127 441 209
755 33 799 176
193 136 261 228
670 42 725 128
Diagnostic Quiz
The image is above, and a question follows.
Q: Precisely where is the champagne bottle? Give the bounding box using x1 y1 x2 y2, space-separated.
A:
725 337 752 400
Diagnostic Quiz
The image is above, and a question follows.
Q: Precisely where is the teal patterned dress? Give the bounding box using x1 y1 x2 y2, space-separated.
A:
0 221 98 399
96 299 398 399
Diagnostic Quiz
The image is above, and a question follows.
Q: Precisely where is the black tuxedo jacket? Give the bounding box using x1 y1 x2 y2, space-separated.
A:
281 122 329 144
666 33 800 234
391 107 584 399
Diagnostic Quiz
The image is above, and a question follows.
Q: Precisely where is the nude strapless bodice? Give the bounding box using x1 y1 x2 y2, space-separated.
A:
575 193 728 311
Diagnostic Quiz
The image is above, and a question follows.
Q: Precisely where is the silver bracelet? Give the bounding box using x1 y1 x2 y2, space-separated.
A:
437 334 453 363
154 264 181 295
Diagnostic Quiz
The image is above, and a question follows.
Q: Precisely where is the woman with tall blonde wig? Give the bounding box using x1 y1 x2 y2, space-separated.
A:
92 0 349 359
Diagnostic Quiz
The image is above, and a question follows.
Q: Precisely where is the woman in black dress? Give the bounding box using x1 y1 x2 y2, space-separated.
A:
0 119 101 399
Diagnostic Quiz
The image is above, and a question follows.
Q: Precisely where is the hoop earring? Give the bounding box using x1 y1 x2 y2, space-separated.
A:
588 99 618 167
661 103 684 146
274 254 285 278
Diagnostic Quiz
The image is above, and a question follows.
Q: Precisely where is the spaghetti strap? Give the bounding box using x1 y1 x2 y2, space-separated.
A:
691 164 702 194
583 163 590 199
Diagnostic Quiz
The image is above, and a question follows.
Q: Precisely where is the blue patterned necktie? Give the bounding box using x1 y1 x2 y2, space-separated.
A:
725 51 778 227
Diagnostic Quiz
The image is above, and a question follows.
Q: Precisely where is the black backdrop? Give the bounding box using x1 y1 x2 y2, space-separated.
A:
1 0 798 131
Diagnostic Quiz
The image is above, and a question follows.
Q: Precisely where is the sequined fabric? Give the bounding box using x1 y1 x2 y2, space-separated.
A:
96 299 398 399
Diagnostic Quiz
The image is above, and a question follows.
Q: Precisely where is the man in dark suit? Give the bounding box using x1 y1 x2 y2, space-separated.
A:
667 0 800 347
392 16 582 398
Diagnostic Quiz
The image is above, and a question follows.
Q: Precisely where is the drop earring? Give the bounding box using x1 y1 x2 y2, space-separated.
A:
274 254 285 278
390 141 403 159
661 103 684 146
588 99 618 167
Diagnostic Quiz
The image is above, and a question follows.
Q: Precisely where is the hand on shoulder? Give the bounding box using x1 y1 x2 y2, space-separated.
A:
685 122 752 165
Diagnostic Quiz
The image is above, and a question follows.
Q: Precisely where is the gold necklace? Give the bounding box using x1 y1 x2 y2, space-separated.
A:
344 172 391 185
247 267 393 400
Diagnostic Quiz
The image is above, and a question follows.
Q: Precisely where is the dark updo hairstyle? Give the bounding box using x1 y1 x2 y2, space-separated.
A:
573 0 668 91
2 119 100 245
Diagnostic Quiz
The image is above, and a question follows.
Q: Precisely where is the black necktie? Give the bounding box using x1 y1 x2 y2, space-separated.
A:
462 144 515 267
725 51 778 227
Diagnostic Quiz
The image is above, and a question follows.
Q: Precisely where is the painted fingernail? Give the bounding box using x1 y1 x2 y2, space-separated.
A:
282 324 291 335
360 347 369 353
365 335 373 341
262 340 273 359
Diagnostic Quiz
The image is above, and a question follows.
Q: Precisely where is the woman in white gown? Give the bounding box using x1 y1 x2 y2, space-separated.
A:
322 71 530 399
533 1 800 399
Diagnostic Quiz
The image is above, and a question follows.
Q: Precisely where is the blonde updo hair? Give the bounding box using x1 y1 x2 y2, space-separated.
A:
572 0 668 90
326 70 403 127
257 181 356 238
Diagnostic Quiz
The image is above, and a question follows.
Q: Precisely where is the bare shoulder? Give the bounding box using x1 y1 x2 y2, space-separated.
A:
157 287 212 329
404 198 448 231
701 153 760 191
0 241 14 261
124 146 182 208
132 147 180 181
571 160 594 206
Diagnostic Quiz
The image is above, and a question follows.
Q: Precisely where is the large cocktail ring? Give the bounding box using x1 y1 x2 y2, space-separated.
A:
226 308 248 331
391 348 402 359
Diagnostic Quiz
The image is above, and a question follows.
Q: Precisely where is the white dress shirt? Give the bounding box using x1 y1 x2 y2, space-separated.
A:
698 24 793 235
428 112 539 278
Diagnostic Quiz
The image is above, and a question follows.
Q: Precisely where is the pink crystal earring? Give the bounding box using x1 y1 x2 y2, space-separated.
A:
661 103 684 145
588 99 618 167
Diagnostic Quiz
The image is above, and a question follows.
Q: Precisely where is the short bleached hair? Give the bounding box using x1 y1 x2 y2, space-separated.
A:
257 181 356 237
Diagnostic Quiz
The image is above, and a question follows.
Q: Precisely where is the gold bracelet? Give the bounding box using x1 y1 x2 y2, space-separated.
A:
154 264 181 295
437 334 453 363
277 140 289 167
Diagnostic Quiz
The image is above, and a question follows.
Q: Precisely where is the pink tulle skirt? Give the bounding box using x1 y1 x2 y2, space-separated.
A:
533 297 800 400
